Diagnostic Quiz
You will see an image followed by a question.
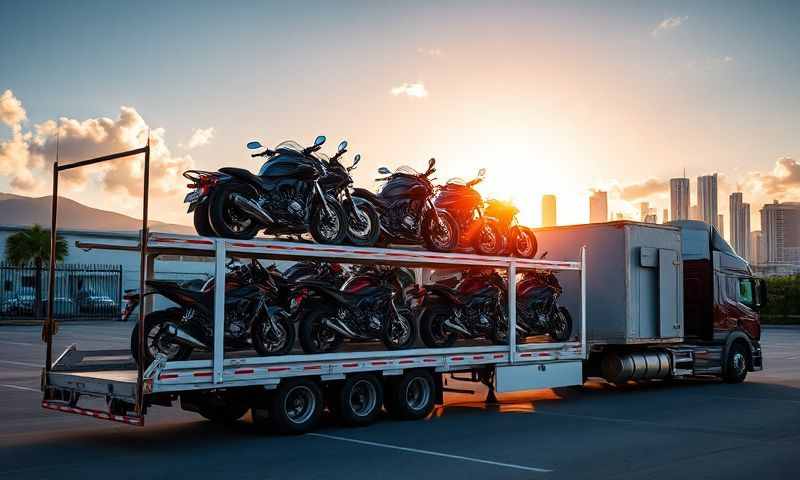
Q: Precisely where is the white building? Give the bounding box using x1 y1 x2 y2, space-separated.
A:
729 192 750 260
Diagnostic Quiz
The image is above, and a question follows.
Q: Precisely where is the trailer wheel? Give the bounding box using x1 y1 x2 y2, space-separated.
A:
723 341 749 384
385 369 436 420
334 374 384 426
268 378 323 434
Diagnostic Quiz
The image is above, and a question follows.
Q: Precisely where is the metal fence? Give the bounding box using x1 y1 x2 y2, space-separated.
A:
0 263 123 321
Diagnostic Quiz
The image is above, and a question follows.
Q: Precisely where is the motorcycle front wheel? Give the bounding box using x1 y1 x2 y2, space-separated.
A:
473 221 503 256
510 226 538 258
346 198 381 247
549 306 573 342
309 200 348 245
252 310 296 356
422 210 460 252
208 183 261 239
382 307 416 350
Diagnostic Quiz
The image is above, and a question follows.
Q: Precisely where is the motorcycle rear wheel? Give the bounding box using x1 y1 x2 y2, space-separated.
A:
208 183 261 239
382 307 416 350
309 200 348 245
298 304 345 354
549 307 572 342
419 303 457 348
473 221 503 256
510 226 538 258
131 308 193 367
192 202 215 237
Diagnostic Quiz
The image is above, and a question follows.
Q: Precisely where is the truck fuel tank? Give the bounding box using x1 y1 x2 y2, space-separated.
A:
601 350 672 383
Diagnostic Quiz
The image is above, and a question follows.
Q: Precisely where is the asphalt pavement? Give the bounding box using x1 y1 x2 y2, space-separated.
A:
0 322 798 480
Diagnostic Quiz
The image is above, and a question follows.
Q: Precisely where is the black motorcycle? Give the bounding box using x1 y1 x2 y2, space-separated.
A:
293 265 421 353
515 264 572 342
434 168 503 255
419 268 508 347
130 261 294 367
351 158 460 252
320 141 381 246
183 135 347 243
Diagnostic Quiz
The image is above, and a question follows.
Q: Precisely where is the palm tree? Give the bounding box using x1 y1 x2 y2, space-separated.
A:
4 225 68 318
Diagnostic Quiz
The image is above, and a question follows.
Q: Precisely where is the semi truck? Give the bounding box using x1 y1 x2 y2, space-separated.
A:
39 219 765 433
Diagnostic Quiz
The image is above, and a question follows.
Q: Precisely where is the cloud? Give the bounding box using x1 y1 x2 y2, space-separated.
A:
741 158 800 197
652 16 688 37
417 47 443 57
617 178 670 201
0 89 27 130
390 82 428 98
0 90 193 202
180 127 215 150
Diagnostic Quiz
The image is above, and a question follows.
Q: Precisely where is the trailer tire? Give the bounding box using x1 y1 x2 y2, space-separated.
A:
385 369 436 420
723 341 749 384
333 374 384 427
269 378 323 434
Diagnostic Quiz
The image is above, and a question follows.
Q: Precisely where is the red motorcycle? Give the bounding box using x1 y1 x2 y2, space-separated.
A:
483 199 537 258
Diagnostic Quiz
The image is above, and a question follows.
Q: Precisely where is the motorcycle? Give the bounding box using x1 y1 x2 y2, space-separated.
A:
292 265 422 353
320 141 381 246
434 168 503 255
419 268 508 347
515 259 572 342
183 135 348 244
483 199 537 258
351 158 460 252
130 261 294 367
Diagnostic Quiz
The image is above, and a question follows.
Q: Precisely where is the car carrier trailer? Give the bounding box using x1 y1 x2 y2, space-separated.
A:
42 232 588 431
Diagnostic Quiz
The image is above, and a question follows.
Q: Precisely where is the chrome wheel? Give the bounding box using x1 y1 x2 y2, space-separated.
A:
405 377 431 412
284 385 316 425
348 208 372 238
315 207 341 241
348 379 378 418
733 352 746 377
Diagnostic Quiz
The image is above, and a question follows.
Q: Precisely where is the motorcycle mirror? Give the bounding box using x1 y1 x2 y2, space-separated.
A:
539 251 548 259
314 135 326 146
246 141 263 150
352 154 361 167
378 166 392 175
338 140 348 152
478 168 486 177
428 157 436 169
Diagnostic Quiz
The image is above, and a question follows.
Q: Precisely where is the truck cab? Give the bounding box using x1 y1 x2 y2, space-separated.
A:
671 220 765 377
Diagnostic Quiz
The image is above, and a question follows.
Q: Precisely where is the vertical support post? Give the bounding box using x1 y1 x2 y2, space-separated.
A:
135 144 150 415
143 253 157 317
44 162 59 373
580 245 587 359
507 262 517 364
213 239 226 383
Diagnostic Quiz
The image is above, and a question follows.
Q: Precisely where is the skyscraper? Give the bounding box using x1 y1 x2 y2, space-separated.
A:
718 214 724 238
669 177 690 221
697 174 719 228
662 208 669 224
639 202 650 222
729 192 750 259
750 230 766 265
589 191 608 223
761 201 800 265
541 194 557 227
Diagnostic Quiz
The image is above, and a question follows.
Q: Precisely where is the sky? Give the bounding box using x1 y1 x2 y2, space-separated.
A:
1 0 799 234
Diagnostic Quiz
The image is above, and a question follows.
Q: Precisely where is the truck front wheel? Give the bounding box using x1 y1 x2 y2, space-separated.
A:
723 342 749 384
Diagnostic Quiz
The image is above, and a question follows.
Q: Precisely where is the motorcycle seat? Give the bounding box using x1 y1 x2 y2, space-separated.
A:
219 167 271 189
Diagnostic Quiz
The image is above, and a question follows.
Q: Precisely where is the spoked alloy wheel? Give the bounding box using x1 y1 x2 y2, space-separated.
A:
382 307 416 350
252 310 295 356
208 183 261 239
474 222 502 256
299 305 344 354
346 199 381 246
131 309 193 367
310 200 348 244
510 226 537 258
422 211 459 252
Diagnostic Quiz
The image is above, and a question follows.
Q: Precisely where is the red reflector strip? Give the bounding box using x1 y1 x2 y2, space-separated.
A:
371 361 388 366
342 363 358 368
234 368 255 375
158 373 179 380
473 355 484 360
231 242 258 248
303 365 321 370
520 353 533 357
451 356 464 361
398 359 414 365
423 358 437 363
493 354 505 359
42 401 143 426
267 366 289 372
193 371 213 377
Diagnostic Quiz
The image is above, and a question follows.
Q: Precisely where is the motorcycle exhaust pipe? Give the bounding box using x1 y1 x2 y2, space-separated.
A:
323 319 365 339
443 319 472 336
231 193 275 225
165 324 208 349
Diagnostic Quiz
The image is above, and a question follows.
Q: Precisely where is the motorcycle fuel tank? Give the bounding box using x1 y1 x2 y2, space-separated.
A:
258 153 319 179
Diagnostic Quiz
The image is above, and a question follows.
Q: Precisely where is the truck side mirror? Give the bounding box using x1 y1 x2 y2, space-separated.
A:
756 278 768 310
